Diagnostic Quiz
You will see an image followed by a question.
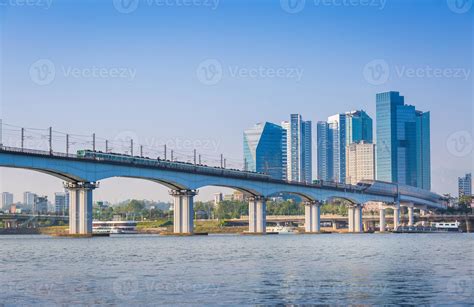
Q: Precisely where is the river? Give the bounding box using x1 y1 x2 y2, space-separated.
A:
0 233 473 305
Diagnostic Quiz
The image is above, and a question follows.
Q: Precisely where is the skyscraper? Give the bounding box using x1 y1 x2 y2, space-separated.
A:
375 91 431 189
243 122 287 180
345 141 376 185
317 110 372 183
1 192 14 210
282 114 312 183
458 173 472 198
23 191 36 208
317 121 331 181
416 111 431 190
33 196 48 214
55 192 67 215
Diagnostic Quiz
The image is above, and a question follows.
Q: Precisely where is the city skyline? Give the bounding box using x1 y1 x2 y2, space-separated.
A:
0 1 471 202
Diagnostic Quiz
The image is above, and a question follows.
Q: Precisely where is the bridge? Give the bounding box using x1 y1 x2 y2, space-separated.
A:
0 146 447 235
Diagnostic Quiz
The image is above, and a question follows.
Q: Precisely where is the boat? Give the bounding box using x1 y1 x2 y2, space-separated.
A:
93 221 138 234
431 221 461 232
393 221 461 233
266 224 298 234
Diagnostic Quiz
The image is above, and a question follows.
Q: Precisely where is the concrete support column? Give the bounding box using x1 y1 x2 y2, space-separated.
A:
65 182 97 235
379 208 386 232
311 203 321 233
255 197 266 234
170 189 197 234
248 198 257 233
304 201 321 233
304 202 313 233
393 207 400 230
354 205 363 233
408 206 414 227
348 207 355 232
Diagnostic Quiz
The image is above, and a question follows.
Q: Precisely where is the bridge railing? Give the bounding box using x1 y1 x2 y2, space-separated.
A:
0 145 77 158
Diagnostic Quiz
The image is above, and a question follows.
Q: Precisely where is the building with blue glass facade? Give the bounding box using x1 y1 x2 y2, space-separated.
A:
282 114 312 184
376 91 431 190
243 122 287 180
317 110 373 183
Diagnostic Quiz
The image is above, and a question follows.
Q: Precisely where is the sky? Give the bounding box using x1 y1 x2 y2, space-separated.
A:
0 0 472 204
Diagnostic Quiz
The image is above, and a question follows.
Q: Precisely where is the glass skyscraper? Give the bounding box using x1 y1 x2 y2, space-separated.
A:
317 110 373 183
458 173 472 198
243 122 287 180
317 121 331 181
376 91 431 190
282 114 312 183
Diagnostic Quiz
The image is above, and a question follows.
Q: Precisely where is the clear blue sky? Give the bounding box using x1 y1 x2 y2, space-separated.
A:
0 0 472 203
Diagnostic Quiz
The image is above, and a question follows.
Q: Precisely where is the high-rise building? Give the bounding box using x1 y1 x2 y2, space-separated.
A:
243 122 287 180
416 111 431 190
317 110 372 183
458 173 472 198
54 192 67 215
345 141 376 185
375 91 431 189
317 121 331 181
345 110 373 145
213 192 223 207
23 191 36 208
1 192 14 210
33 196 48 214
282 114 312 183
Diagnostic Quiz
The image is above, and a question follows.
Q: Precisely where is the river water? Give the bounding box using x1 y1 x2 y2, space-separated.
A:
0 233 473 305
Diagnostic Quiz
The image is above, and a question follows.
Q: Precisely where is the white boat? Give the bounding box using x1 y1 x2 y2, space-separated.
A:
266 225 298 234
93 221 138 234
431 221 461 232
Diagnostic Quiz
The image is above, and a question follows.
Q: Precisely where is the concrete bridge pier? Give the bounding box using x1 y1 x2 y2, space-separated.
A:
348 207 355 232
304 201 321 233
393 207 400 230
248 196 266 234
353 204 363 233
379 207 386 232
170 189 197 234
65 182 97 235
407 206 414 227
